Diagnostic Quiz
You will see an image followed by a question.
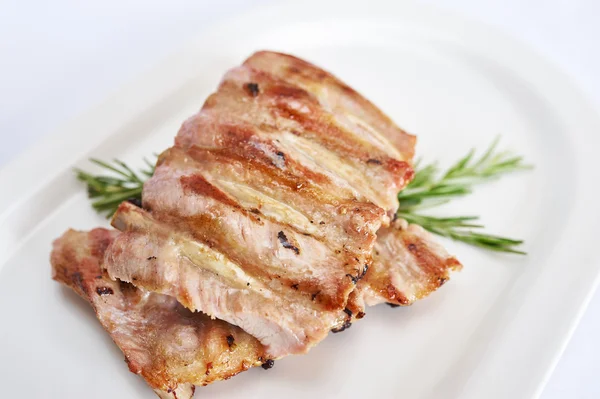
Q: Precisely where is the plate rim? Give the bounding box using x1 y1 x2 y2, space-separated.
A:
1 1 599 398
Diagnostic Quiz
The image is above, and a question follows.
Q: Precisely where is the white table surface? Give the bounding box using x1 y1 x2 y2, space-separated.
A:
1 1 598 397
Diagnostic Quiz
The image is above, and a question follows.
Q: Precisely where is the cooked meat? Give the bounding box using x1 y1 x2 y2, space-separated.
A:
356 219 462 308
50 51 462 398
50 225 457 397
242 51 416 165
104 51 416 357
51 228 266 398
107 202 348 358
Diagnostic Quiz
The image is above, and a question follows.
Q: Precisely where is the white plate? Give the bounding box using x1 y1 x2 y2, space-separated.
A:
1 1 599 398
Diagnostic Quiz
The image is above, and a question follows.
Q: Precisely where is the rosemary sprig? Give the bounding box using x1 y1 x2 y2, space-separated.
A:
397 213 525 254
75 158 155 217
397 137 531 254
74 137 530 253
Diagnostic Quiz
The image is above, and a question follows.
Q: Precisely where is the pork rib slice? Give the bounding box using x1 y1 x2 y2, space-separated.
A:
51 228 266 399
107 202 348 358
353 219 462 310
104 51 416 358
242 51 416 163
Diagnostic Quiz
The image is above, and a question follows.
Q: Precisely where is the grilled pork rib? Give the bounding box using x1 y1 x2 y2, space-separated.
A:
51 222 459 397
356 219 461 308
51 228 266 398
104 51 416 357
50 51 462 398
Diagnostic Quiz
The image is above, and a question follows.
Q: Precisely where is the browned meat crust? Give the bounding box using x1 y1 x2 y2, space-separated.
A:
51 228 267 399
104 51 417 357
358 219 462 308
50 51 461 397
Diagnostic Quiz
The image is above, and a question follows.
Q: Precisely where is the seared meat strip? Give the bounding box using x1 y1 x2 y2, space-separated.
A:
51 228 266 398
357 219 462 308
242 51 416 164
105 51 415 357
107 202 348 358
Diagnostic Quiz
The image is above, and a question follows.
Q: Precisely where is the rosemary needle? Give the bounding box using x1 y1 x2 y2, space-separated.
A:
75 158 154 217
397 137 531 254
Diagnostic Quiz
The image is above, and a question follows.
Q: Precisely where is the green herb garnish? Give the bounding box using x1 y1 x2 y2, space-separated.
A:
397 137 531 254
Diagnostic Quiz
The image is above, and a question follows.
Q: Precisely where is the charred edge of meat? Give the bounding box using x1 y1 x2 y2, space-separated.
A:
226 335 235 347
126 198 142 208
356 311 366 319
361 264 369 279
332 320 352 333
387 303 401 308
366 158 382 165
147 256 157 260
96 286 114 296
333 308 353 333
244 82 260 97
205 362 213 376
261 359 275 370
345 273 358 284
275 151 285 164
438 276 448 286
277 231 300 254
345 264 369 284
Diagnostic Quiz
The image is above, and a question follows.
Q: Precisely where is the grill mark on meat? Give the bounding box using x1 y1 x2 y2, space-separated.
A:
275 132 397 209
243 51 416 160
176 132 388 249
211 65 413 210
277 231 300 255
249 60 414 166
188 139 334 194
133 205 351 309
271 98 409 181
180 175 243 210
51 228 267 397
182 143 386 244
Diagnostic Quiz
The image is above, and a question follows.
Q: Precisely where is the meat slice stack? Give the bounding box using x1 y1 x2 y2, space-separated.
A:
50 51 461 398
104 51 416 358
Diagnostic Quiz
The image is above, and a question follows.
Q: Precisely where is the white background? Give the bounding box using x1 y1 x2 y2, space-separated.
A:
1 0 598 397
